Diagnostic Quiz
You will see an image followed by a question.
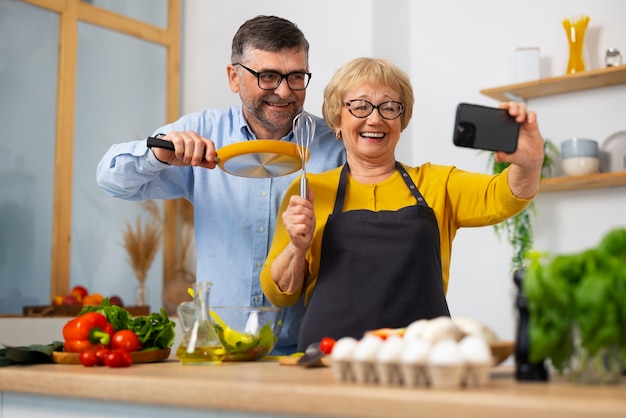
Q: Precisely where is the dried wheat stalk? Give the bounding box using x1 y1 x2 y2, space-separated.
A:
123 201 163 283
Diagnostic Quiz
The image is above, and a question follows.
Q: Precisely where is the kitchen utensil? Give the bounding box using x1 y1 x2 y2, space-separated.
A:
147 136 308 178
296 341 326 367
292 111 316 197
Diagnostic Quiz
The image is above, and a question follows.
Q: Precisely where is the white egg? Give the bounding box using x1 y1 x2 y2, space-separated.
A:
330 337 358 361
428 339 464 366
376 335 404 363
353 335 383 362
400 338 431 365
459 335 493 364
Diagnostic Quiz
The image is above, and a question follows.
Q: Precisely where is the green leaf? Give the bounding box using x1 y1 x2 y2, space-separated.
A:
0 341 64 367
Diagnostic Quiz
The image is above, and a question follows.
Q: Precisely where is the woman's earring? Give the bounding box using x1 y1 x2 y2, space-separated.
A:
335 130 342 140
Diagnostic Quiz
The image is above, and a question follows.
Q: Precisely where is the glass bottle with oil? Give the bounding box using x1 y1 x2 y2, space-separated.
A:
176 281 225 364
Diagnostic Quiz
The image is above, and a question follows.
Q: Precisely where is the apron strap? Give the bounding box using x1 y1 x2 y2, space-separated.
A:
333 162 428 214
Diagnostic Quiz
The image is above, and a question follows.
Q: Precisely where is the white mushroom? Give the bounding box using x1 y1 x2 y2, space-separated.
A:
452 317 499 343
403 319 430 340
421 316 463 344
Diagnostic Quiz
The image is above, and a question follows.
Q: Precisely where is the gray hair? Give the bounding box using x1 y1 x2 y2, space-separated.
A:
231 15 309 65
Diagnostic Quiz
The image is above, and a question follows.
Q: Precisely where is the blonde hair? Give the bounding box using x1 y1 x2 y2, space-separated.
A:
322 57 414 132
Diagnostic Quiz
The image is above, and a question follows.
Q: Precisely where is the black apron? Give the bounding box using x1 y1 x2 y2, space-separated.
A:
298 163 450 350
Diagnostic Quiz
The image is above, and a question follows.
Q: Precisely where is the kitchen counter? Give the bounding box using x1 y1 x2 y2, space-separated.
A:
1 358 625 418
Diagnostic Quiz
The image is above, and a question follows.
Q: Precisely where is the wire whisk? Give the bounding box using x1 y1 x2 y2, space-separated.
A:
293 111 315 198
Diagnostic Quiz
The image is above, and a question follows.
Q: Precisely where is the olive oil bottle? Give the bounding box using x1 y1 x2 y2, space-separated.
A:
176 282 225 365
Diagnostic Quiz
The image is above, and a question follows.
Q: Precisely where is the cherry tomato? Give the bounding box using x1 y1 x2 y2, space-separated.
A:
95 346 111 366
111 330 140 352
79 350 98 367
320 337 336 355
105 349 133 368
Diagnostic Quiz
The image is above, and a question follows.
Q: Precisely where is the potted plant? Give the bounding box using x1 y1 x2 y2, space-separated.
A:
523 227 626 384
488 139 559 271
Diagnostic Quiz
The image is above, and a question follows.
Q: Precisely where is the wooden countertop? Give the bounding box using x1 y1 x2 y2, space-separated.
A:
1 359 625 418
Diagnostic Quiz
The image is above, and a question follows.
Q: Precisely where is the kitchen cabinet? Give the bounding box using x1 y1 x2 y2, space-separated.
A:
480 65 626 193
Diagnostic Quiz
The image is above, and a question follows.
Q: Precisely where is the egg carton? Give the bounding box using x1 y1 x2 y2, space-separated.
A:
330 359 491 389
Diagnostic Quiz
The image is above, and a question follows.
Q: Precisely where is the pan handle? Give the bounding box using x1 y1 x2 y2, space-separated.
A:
146 135 216 163
147 135 175 151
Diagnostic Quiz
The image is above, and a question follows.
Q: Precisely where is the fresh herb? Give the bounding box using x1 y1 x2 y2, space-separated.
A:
127 309 176 349
80 298 175 349
79 298 132 332
524 227 626 372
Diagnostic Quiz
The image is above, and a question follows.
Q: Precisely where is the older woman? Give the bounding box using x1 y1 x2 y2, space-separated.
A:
260 57 544 350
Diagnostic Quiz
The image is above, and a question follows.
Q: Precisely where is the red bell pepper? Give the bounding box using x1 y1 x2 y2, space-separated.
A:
62 312 114 353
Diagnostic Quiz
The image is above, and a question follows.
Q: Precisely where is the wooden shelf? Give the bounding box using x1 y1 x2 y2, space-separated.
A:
480 65 626 102
482 66 626 193
539 171 626 193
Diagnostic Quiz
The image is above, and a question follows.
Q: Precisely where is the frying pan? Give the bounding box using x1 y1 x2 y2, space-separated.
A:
147 136 309 178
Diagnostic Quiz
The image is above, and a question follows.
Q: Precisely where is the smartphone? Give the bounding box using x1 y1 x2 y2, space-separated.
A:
453 103 520 153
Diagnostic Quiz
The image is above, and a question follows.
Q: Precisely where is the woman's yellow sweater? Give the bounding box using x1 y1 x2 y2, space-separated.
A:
260 163 531 307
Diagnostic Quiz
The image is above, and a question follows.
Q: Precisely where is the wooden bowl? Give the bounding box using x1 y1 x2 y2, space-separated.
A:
489 341 515 365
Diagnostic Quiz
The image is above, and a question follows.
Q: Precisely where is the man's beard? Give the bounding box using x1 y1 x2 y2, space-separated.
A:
246 94 302 133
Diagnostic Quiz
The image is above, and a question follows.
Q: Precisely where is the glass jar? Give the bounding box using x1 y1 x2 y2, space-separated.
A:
605 48 622 67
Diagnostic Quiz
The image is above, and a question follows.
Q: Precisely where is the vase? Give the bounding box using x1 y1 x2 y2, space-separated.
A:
563 16 590 74
567 326 622 385
136 281 148 306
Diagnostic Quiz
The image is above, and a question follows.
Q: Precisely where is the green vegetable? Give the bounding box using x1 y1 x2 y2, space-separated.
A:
0 342 64 367
524 228 626 373
79 298 132 331
127 309 176 349
79 298 175 349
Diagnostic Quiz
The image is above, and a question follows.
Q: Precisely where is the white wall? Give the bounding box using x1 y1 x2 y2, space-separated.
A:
181 0 626 342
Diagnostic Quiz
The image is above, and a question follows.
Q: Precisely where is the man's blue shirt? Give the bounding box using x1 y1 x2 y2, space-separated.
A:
96 106 346 354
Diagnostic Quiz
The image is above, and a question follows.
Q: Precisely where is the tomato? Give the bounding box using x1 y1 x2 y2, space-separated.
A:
71 285 89 302
95 347 111 366
105 349 133 368
111 330 140 352
320 337 336 355
79 350 98 367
